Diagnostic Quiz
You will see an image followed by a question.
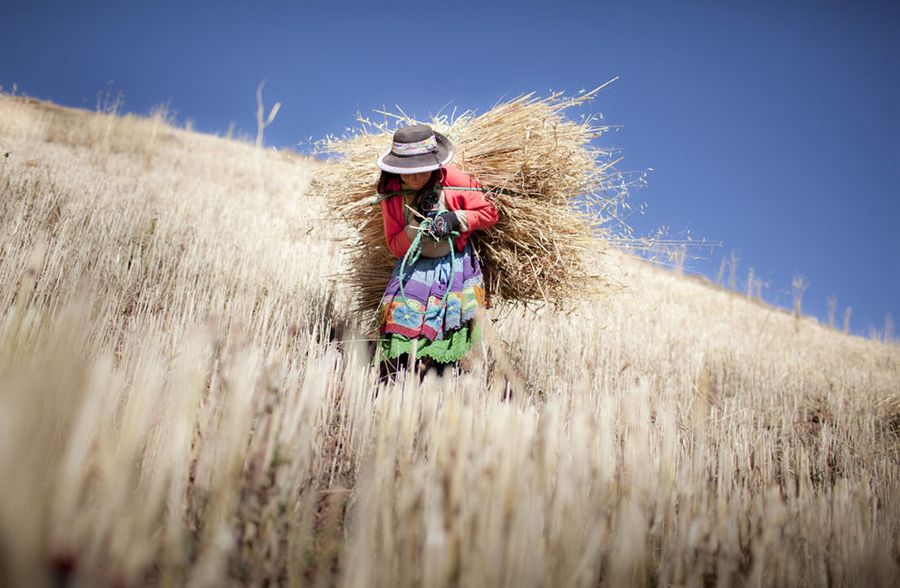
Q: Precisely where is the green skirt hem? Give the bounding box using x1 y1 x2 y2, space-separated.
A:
379 323 480 364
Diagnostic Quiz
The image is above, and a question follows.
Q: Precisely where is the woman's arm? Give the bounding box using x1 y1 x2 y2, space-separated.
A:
445 189 498 232
381 197 413 258
382 196 449 258
405 216 452 258
442 166 499 232
456 191 498 232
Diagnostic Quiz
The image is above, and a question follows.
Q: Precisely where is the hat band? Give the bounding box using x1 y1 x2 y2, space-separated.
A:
392 135 438 157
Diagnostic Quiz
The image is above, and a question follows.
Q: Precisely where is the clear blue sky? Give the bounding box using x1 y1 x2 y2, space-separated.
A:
3 0 898 338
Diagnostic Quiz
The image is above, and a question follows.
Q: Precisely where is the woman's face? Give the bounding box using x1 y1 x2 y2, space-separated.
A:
400 171 432 191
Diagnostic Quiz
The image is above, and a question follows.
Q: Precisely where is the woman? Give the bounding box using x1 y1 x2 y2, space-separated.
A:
375 124 498 375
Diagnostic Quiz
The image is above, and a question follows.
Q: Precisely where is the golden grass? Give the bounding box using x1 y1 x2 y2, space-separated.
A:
0 95 898 587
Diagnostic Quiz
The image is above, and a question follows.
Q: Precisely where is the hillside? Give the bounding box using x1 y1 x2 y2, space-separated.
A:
1 95 898 587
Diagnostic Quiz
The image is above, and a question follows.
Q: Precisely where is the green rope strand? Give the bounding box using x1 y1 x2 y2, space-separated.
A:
379 183 486 322
396 219 457 318
371 184 523 205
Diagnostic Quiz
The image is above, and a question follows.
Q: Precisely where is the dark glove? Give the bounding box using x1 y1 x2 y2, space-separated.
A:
415 190 440 218
429 211 461 239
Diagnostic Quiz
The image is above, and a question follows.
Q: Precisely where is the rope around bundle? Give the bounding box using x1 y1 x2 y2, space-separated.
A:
368 185 522 207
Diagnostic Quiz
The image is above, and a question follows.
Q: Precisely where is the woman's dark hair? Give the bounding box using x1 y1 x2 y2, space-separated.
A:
376 170 440 204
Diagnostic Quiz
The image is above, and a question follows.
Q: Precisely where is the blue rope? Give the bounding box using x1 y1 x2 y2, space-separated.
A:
373 184 517 205
379 183 482 319
396 219 457 318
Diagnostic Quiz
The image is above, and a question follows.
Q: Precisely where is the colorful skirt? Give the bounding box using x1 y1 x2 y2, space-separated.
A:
378 242 485 363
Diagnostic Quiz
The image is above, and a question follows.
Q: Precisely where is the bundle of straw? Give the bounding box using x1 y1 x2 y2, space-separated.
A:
312 87 627 326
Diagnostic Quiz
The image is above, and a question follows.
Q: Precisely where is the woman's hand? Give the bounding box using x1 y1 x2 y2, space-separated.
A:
402 217 453 257
404 218 421 243
420 238 451 257
408 219 451 257
429 211 461 239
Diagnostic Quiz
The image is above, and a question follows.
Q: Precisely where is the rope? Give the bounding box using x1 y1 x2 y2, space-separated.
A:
371 184 524 205
396 218 457 318
380 182 496 321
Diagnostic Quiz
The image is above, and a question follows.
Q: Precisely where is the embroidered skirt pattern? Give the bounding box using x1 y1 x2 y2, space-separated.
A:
378 242 485 362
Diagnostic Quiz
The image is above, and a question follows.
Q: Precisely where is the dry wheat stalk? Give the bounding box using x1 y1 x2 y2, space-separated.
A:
311 89 628 325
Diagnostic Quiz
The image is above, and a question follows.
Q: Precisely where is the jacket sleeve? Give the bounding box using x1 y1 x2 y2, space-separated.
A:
442 165 499 232
458 189 499 232
381 196 413 258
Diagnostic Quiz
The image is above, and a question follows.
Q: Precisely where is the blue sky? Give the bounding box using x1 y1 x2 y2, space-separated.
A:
3 0 898 337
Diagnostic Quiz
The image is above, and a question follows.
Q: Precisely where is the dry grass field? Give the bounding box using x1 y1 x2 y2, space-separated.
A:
0 95 898 587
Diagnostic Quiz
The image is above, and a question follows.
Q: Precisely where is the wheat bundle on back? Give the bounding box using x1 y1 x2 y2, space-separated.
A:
312 88 626 327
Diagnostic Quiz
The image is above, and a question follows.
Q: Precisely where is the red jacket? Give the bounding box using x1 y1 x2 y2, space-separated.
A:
380 164 499 258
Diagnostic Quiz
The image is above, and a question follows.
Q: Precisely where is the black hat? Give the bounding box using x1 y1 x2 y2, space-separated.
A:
377 124 454 174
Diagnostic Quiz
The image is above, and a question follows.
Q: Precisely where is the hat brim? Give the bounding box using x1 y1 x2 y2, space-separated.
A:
377 131 454 174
